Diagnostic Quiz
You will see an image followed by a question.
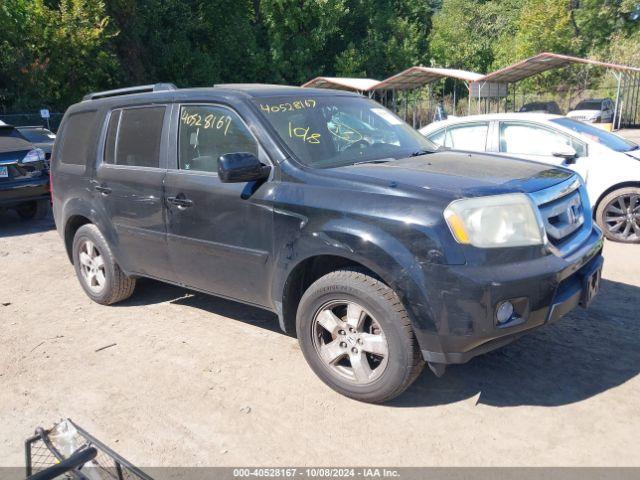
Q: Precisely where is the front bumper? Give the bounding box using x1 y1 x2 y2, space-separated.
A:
418 226 604 364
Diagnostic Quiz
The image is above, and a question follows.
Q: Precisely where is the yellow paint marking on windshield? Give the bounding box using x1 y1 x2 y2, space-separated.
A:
259 99 317 114
328 122 363 143
288 122 321 144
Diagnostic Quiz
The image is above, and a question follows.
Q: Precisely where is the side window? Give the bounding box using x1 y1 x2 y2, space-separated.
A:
58 111 98 165
499 122 572 156
178 105 258 173
427 129 446 147
105 106 165 168
447 123 489 151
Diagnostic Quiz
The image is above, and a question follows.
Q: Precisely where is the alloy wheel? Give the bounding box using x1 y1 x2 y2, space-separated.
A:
603 193 640 241
311 300 389 385
78 240 107 293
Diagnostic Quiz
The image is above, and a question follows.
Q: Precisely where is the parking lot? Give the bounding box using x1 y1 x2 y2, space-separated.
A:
1 208 639 467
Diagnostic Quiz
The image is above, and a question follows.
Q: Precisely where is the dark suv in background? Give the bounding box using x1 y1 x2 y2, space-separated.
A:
16 125 56 161
52 84 604 403
0 123 50 220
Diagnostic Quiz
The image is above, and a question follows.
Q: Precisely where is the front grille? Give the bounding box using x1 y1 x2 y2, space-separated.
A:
539 189 584 243
530 176 591 256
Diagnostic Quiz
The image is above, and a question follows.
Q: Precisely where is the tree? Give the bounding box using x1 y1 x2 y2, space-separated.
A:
105 0 263 87
0 0 118 111
429 0 521 73
259 0 350 84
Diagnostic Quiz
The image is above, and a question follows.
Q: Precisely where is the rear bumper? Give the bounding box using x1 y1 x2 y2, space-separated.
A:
0 178 49 207
419 226 604 364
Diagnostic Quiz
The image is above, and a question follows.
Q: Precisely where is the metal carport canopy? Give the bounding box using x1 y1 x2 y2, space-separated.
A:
373 66 484 90
301 77 381 92
480 52 640 83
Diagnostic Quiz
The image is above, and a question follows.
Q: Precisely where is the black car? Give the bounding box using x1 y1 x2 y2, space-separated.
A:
519 101 563 114
52 84 604 403
16 125 56 161
0 123 50 220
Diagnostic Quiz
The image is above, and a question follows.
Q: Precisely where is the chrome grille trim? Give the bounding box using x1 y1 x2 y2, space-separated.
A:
529 176 592 257
539 190 584 241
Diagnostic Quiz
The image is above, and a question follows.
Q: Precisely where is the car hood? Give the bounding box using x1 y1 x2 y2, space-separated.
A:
331 150 574 199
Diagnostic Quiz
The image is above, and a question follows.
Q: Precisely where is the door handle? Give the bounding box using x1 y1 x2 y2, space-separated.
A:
167 196 194 209
94 185 112 195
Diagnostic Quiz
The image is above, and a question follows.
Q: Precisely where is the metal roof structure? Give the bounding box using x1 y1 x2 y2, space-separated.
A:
373 66 484 91
301 77 381 92
481 52 640 83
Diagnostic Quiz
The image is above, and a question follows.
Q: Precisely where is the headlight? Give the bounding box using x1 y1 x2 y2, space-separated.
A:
444 193 545 248
21 148 45 164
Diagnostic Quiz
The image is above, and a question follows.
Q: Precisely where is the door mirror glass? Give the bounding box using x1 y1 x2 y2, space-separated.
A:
218 152 270 183
552 146 578 163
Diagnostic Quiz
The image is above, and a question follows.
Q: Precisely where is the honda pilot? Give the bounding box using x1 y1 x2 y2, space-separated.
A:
51 84 604 403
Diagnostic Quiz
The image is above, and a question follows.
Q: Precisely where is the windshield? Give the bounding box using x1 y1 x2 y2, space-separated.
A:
17 128 55 143
551 117 637 152
520 103 546 111
253 95 436 168
0 127 25 139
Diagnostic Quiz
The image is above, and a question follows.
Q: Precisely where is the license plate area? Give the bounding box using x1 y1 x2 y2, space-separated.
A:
580 262 602 308
0 166 8 178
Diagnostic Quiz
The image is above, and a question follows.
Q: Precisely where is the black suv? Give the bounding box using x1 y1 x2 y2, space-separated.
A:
0 123 50 220
52 84 604 403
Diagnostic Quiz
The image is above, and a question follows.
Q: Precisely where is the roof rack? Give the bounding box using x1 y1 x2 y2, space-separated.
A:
83 83 177 101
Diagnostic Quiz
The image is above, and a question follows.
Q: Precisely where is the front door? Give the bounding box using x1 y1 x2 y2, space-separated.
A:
93 105 173 279
495 121 590 182
164 104 274 307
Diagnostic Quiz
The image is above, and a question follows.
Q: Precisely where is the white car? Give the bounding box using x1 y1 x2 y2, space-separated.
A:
567 98 615 124
420 113 640 243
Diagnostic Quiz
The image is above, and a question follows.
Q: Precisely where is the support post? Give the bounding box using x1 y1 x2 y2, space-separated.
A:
453 79 457 116
612 71 622 131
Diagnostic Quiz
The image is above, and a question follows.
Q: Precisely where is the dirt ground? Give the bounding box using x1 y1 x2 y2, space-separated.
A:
0 211 639 467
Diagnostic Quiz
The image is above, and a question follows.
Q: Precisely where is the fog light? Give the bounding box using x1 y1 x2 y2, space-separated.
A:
496 301 515 325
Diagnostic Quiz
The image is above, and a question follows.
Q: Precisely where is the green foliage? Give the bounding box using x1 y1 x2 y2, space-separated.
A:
0 0 118 111
0 0 639 112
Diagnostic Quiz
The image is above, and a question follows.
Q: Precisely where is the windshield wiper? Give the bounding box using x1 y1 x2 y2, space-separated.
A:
409 149 435 157
351 158 394 166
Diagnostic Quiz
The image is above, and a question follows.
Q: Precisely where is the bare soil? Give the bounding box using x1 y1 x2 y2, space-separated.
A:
1 211 639 466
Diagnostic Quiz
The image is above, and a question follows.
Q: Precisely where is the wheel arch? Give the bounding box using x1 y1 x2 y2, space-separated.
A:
279 254 387 337
593 181 640 217
63 214 93 263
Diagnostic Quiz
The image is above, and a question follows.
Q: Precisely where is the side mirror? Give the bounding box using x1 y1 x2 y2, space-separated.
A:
552 147 578 164
218 152 271 183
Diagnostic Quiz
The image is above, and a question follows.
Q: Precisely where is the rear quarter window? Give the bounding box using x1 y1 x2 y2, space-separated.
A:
58 111 98 165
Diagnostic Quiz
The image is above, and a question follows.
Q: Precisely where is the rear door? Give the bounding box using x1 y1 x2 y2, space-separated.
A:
164 103 274 307
94 105 173 279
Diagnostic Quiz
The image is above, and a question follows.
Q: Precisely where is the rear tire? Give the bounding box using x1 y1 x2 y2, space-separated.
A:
296 269 424 403
72 224 136 305
16 199 50 220
595 187 640 243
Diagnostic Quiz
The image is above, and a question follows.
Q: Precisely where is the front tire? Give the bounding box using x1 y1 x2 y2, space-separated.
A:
72 224 136 305
595 187 640 243
296 269 424 403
